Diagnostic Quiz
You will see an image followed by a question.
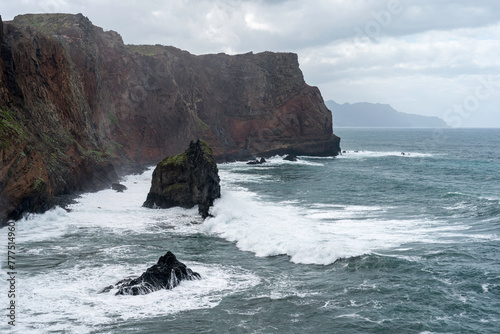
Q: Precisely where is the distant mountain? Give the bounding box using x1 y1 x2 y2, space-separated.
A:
325 100 448 128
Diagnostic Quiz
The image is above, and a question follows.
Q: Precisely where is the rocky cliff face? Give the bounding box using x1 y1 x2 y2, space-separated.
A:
0 14 118 223
0 13 340 224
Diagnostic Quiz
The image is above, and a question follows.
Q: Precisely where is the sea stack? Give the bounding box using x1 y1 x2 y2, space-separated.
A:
100 251 201 295
143 140 221 218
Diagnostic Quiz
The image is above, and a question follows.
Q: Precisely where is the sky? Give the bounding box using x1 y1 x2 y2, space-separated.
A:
1 0 500 127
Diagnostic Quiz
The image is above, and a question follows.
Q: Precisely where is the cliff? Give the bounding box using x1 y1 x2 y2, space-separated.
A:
326 100 448 128
0 13 340 224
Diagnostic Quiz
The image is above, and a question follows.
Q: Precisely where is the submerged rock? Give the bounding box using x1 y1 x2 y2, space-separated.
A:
111 183 127 192
101 251 201 295
283 154 298 162
246 157 266 165
143 140 221 218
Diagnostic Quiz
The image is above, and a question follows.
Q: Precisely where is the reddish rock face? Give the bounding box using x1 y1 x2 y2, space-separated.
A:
0 138 55 222
0 13 340 224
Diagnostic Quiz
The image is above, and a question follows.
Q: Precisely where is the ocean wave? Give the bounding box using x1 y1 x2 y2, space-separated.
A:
203 187 466 265
4 261 258 333
3 206 71 243
219 155 325 168
337 151 440 159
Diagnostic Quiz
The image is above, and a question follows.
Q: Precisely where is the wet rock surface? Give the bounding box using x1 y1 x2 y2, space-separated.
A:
143 140 221 218
100 251 201 296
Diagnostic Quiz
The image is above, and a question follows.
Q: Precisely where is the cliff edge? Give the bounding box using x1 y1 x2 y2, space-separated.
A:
0 13 340 224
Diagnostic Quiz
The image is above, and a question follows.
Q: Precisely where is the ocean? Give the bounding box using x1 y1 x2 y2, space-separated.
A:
1 128 499 333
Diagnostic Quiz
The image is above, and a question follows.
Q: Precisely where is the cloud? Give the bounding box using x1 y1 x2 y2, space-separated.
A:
1 0 500 126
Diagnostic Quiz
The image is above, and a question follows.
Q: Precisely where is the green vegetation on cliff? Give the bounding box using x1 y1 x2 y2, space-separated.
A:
10 13 88 35
0 107 29 148
126 44 165 56
159 140 216 170
160 152 188 167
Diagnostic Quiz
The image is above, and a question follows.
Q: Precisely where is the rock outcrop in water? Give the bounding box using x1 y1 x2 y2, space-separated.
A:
283 154 298 161
100 251 201 295
0 13 340 225
246 157 267 165
143 140 220 218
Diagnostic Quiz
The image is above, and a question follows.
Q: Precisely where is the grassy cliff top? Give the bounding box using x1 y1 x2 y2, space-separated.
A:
126 44 166 56
11 13 89 33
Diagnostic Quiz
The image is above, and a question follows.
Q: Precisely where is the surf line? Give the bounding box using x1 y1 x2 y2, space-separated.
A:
6 220 17 327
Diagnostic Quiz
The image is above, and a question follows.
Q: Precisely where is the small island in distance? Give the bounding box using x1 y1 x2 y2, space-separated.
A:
326 100 449 128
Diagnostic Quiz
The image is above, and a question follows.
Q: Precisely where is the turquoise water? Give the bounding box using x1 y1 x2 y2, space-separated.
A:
1 128 499 333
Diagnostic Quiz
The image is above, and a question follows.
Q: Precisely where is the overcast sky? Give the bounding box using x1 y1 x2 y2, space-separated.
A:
2 0 500 127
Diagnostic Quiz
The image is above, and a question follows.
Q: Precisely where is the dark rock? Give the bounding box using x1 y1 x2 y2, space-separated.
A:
342 150 347 154
0 15 3 51
100 251 201 295
111 183 127 192
143 140 220 218
283 154 298 161
401 152 405 155
246 157 266 165
0 143 56 225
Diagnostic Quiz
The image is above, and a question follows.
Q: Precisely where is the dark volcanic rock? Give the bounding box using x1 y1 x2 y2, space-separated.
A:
246 157 266 165
102 251 201 295
0 15 3 49
111 183 127 192
143 140 220 218
283 154 298 161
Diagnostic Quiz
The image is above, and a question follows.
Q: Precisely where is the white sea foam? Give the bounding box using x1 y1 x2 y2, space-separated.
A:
204 164 479 265
8 262 258 333
221 155 325 168
1 157 490 332
203 186 465 265
59 168 206 236
2 162 478 271
264 155 325 166
0 167 260 333
337 150 438 159
307 205 386 220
